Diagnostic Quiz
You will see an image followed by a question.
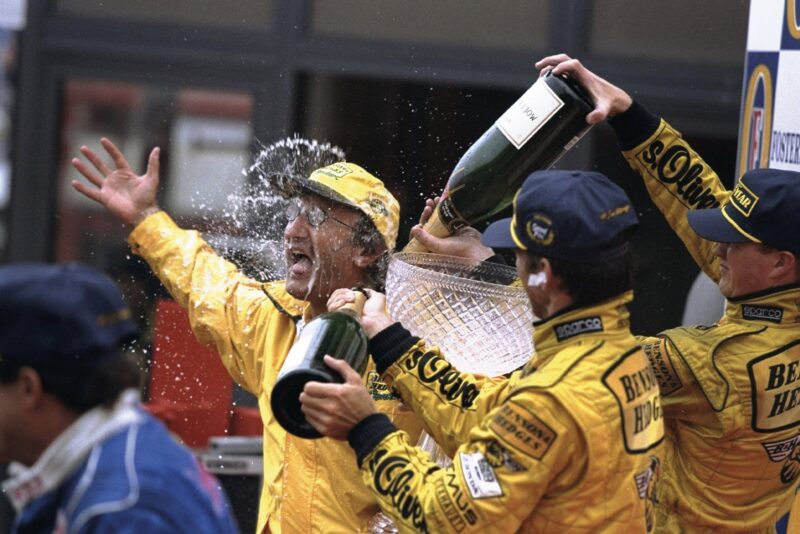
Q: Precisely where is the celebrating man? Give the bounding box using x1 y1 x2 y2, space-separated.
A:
71 139 422 533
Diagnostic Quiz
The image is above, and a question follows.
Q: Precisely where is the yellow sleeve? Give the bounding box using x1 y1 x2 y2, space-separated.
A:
360 392 579 533
638 334 711 421
128 211 278 394
621 119 730 281
381 340 521 456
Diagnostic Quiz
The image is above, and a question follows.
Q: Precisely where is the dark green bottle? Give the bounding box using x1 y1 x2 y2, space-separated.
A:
271 290 368 439
406 71 594 251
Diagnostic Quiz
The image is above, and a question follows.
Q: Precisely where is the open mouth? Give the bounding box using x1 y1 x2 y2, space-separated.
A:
287 250 314 277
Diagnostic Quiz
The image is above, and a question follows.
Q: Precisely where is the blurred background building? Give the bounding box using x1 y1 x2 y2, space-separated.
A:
2 0 749 337
0 0 751 530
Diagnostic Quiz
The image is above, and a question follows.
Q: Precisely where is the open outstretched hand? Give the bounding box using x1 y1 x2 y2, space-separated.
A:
71 138 162 227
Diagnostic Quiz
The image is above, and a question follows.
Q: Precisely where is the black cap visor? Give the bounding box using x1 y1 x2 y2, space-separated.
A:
481 218 517 249
687 208 754 244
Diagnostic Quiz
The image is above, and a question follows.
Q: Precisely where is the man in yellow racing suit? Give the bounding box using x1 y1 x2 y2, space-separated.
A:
71 139 422 533
300 170 665 532
539 54 800 532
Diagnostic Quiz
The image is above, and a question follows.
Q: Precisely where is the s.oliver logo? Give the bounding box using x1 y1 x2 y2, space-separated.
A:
404 350 480 409
369 449 428 532
554 316 603 341
638 141 720 209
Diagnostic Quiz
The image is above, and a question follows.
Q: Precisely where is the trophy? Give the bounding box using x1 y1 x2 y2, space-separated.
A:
368 252 534 532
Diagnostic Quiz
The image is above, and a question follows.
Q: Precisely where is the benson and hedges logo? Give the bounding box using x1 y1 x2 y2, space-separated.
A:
738 63 774 177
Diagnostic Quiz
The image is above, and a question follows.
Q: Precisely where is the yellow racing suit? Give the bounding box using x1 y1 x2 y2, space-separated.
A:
346 291 664 532
128 212 422 533
610 102 800 532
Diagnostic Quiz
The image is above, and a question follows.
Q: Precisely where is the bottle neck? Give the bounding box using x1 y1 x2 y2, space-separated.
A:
336 289 367 318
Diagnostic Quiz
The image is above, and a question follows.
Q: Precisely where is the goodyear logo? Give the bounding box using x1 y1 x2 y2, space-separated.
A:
525 213 554 246
738 62 774 177
730 182 760 217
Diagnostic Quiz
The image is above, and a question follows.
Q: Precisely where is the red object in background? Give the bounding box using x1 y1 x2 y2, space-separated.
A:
146 299 262 447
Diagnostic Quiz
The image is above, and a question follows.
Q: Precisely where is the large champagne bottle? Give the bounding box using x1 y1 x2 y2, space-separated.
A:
271 289 369 439
405 71 594 252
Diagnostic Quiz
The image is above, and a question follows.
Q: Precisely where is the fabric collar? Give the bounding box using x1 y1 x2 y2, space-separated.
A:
2 390 142 512
722 283 800 326
532 291 634 366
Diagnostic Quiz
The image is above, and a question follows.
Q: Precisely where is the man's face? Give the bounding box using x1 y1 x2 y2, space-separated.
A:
283 194 365 307
715 241 777 298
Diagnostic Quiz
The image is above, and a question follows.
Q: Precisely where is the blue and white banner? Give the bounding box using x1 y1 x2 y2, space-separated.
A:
737 0 800 177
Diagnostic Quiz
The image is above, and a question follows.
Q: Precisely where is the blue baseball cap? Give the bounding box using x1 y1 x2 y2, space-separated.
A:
687 168 800 255
482 170 638 261
0 263 138 371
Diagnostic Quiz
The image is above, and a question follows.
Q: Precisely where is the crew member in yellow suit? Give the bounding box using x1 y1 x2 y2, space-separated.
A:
300 170 665 532
537 53 800 532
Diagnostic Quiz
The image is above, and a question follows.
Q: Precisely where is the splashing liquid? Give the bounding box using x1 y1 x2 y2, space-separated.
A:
209 135 347 286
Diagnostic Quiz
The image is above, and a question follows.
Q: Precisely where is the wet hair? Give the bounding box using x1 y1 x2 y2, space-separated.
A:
350 214 390 292
525 232 635 308
0 353 143 414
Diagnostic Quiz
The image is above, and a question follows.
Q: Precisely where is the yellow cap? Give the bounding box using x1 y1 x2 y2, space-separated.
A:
306 162 400 250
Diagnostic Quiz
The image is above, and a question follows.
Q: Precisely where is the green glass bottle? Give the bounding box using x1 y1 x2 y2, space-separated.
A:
406 71 594 251
271 289 368 439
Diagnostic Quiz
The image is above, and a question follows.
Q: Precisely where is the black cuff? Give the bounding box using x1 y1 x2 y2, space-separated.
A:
348 413 397 467
607 100 661 151
369 322 420 374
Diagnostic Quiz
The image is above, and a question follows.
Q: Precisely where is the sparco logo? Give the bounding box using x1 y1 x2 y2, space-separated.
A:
554 316 603 341
640 141 720 209
742 305 783 324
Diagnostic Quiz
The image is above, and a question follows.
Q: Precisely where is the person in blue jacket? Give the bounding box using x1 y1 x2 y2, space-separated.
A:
0 262 239 534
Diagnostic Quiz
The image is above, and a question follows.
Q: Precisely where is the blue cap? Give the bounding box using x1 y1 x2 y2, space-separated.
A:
687 168 800 255
0 263 138 371
482 170 638 261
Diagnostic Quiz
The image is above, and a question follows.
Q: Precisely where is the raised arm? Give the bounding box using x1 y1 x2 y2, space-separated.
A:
71 138 162 226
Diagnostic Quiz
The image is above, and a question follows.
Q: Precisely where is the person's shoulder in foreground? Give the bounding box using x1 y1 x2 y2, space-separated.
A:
0 262 239 534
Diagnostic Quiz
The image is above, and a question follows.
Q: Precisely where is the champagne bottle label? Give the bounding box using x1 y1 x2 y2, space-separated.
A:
495 78 564 149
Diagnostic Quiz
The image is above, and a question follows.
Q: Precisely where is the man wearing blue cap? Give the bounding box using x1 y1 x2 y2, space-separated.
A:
536 54 800 532
298 170 665 532
0 263 239 534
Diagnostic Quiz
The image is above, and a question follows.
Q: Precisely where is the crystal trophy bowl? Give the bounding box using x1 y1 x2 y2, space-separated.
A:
385 252 534 376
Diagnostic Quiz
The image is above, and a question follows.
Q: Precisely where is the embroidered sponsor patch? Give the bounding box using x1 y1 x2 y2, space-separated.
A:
403 350 479 409
459 452 503 499
484 439 526 473
367 371 399 401
762 434 800 484
634 457 661 533
553 316 603 341
742 304 783 324
635 138 721 209
602 349 664 453
433 469 478 531
747 341 800 432
730 182 760 217
490 401 556 460
525 213 555 246
641 339 682 396
369 449 428 532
